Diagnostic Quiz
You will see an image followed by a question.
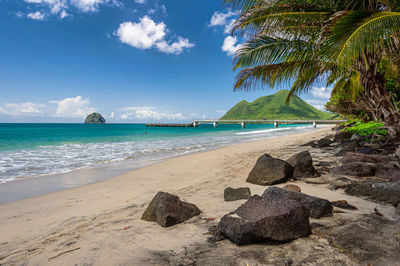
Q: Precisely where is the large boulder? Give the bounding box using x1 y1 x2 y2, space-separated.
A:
317 138 332 148
262 187 333 218
332 162 375 177
218 195 311 245
286 151 316 179
84 112 106 124
334 141 359 156
345 181 400 206
246 154 293 186
375 162 400 181
224 187 251 202
141 192 201 227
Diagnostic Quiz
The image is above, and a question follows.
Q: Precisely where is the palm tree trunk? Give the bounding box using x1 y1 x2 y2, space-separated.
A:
357 51 400 137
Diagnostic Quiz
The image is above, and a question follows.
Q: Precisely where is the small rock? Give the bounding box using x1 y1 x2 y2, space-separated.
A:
218 196 311 245
331 200 358 210
319 166 331 173
141 191 201 227
316 161 331 167
334 141 359 156
333 131 354 142
358 146 378 154
224 187 251 202
332 162 375 177
317 138 332 148
283 184 301 192
247 154 293 186
301 140 317 147
350 133 363 142
262 187 333 219
207 225 226 242
396 203 400 214
345 181 400 206
286 151 316 179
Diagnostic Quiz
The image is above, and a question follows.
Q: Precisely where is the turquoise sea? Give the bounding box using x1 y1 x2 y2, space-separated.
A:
0 123 317 184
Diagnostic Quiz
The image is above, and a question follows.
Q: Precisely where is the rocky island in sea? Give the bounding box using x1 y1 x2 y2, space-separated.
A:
84 113 106 124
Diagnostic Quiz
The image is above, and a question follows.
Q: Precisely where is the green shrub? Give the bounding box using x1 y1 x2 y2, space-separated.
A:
342 121 387 137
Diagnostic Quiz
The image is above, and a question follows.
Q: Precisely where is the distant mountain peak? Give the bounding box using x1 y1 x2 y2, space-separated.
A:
220 90 335 120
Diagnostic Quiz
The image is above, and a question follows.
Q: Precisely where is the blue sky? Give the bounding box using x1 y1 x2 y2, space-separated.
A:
0 0 332 123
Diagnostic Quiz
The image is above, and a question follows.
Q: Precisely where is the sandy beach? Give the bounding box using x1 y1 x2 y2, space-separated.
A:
0 127 397 265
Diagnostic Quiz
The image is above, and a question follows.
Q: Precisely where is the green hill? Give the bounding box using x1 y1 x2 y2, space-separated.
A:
221 90 335 120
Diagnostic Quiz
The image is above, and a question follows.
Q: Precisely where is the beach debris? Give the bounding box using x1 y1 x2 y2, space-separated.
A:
224 187 251 202
283 184 301 192
345 181 400 206
218 196 310 245
48 247 80 261
333 162 375 177
262 187 333 219
246 154 293 186
141 191 201 227
286 151 316 179
331 200 358 210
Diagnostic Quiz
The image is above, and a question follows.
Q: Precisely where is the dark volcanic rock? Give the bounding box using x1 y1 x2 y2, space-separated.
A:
84 112 106 124
224 187 251 202
316 161 331 167
333 162 375 177
342 152 391 164
358 146 378 154
317 138 332 148
334 141 359 156
246 154 293 185
345 181 400 206
375 162 400 181
218 195 311 245
283 184 301 192
396 203 400 214
262 187 333 218
141 191 201 227
301 140 317 147
331 200 358 210
333 131 354 142
286 151 315 179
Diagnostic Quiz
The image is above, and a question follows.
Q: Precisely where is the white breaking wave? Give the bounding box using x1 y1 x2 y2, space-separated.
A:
0 125 315 183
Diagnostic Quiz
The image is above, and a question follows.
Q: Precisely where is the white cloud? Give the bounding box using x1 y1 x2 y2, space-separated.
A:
23 0 118 19
27 11 45 20
119 106 155 111
49 96 96 118
222 36 240 56
209 10 236 27
116 16 194 54
305 99 327 111
224 19 236 34
0 102 46 116
135 110 185 120
311 87 332 99
135 0 145 3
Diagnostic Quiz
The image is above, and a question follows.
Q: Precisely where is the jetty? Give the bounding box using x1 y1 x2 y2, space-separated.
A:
146 120 345 128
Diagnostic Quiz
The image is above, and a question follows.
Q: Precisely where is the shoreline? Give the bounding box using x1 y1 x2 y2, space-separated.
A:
1 126 396 265
0 125 326 204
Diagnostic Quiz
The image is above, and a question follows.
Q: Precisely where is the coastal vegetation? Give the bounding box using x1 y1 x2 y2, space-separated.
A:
225 0 400 138
221 90 335 120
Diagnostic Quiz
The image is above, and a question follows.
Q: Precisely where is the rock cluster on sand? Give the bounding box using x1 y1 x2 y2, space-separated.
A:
287 151 316 179
218 195 311 245
224 187 251 202
246 154 293 185
141 191 201 227
262 187 333 218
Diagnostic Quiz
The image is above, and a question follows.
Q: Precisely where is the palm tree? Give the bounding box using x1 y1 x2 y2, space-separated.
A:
225 0 400 136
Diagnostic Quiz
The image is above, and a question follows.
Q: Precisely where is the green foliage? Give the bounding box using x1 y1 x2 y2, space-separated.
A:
221 90 335 120
343 121 387 136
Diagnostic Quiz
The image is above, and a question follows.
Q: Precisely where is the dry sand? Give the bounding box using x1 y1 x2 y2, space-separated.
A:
0 127 396 265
